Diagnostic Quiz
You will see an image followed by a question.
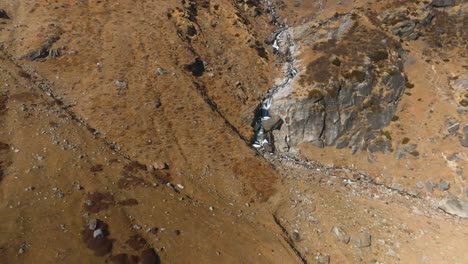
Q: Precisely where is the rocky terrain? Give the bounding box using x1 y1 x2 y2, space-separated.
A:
0 0 467 263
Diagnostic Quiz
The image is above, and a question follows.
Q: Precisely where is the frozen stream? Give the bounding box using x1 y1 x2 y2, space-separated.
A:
252 25 299 151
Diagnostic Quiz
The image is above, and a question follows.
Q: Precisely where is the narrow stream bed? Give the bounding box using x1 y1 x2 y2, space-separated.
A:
251 19 299 152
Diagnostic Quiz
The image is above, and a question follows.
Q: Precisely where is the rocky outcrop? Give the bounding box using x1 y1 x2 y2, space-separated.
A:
438 196 468 218
379 1 466 50
265 14 406 154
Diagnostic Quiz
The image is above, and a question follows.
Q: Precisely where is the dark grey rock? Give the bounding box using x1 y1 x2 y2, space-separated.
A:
460 137 468 148
292 230 301 241
391 183 404 192
438 180 450 191
396 144 417 159
185 25 197 36
438 196 468 218
421 12 435 26
353 232 372 248
331 226 350 244
25 47 49 61
266 16 406 154
115 80 128 89
431 0 456 7
154 98 162 109
447 122 460 136
447 152 463 161
391 20 417 38
336 138 349 149
0 9 10 19
463 124 468 134
24 35 60 61
88 218 98 231
426 180 434 194
184 58 205 77
368 138 392 153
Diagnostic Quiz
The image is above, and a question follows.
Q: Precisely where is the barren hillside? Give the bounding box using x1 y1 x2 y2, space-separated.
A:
0 0 467 263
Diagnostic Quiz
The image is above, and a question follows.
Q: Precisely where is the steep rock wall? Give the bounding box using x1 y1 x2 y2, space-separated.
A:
267 14 407 154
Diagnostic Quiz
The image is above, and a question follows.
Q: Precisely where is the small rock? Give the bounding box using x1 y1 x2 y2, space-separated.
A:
166 183 177 192
25 46 49 61
85 199 94 207
292 230 301 241
438 180 450 191
416 181 424 189
93 229 104 239
331 226 350 244
184 58 205 77
438 195 468 218
0 9 10 19
447 153 462 161
115 80 128 89
88 218 98 230
24 186 35 191
408 188 420 197
391 183 404 192
18 247 25 255
151 161 168 170
426 180 434 194
447 123 460 136
146 227 158 234
176 184 185 190
431 0 456 7
335 138 349 149
463 124 468 134
316 253 330 264
460 137 468 148
132 224 142 230
154 67 166 77
74 183 84 190
353 232 372 248
154 99 162 109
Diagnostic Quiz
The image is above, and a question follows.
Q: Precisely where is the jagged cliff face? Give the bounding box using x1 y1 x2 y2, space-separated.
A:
268 14 406 154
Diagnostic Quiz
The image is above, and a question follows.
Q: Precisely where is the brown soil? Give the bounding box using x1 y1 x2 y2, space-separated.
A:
0 0 466 263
